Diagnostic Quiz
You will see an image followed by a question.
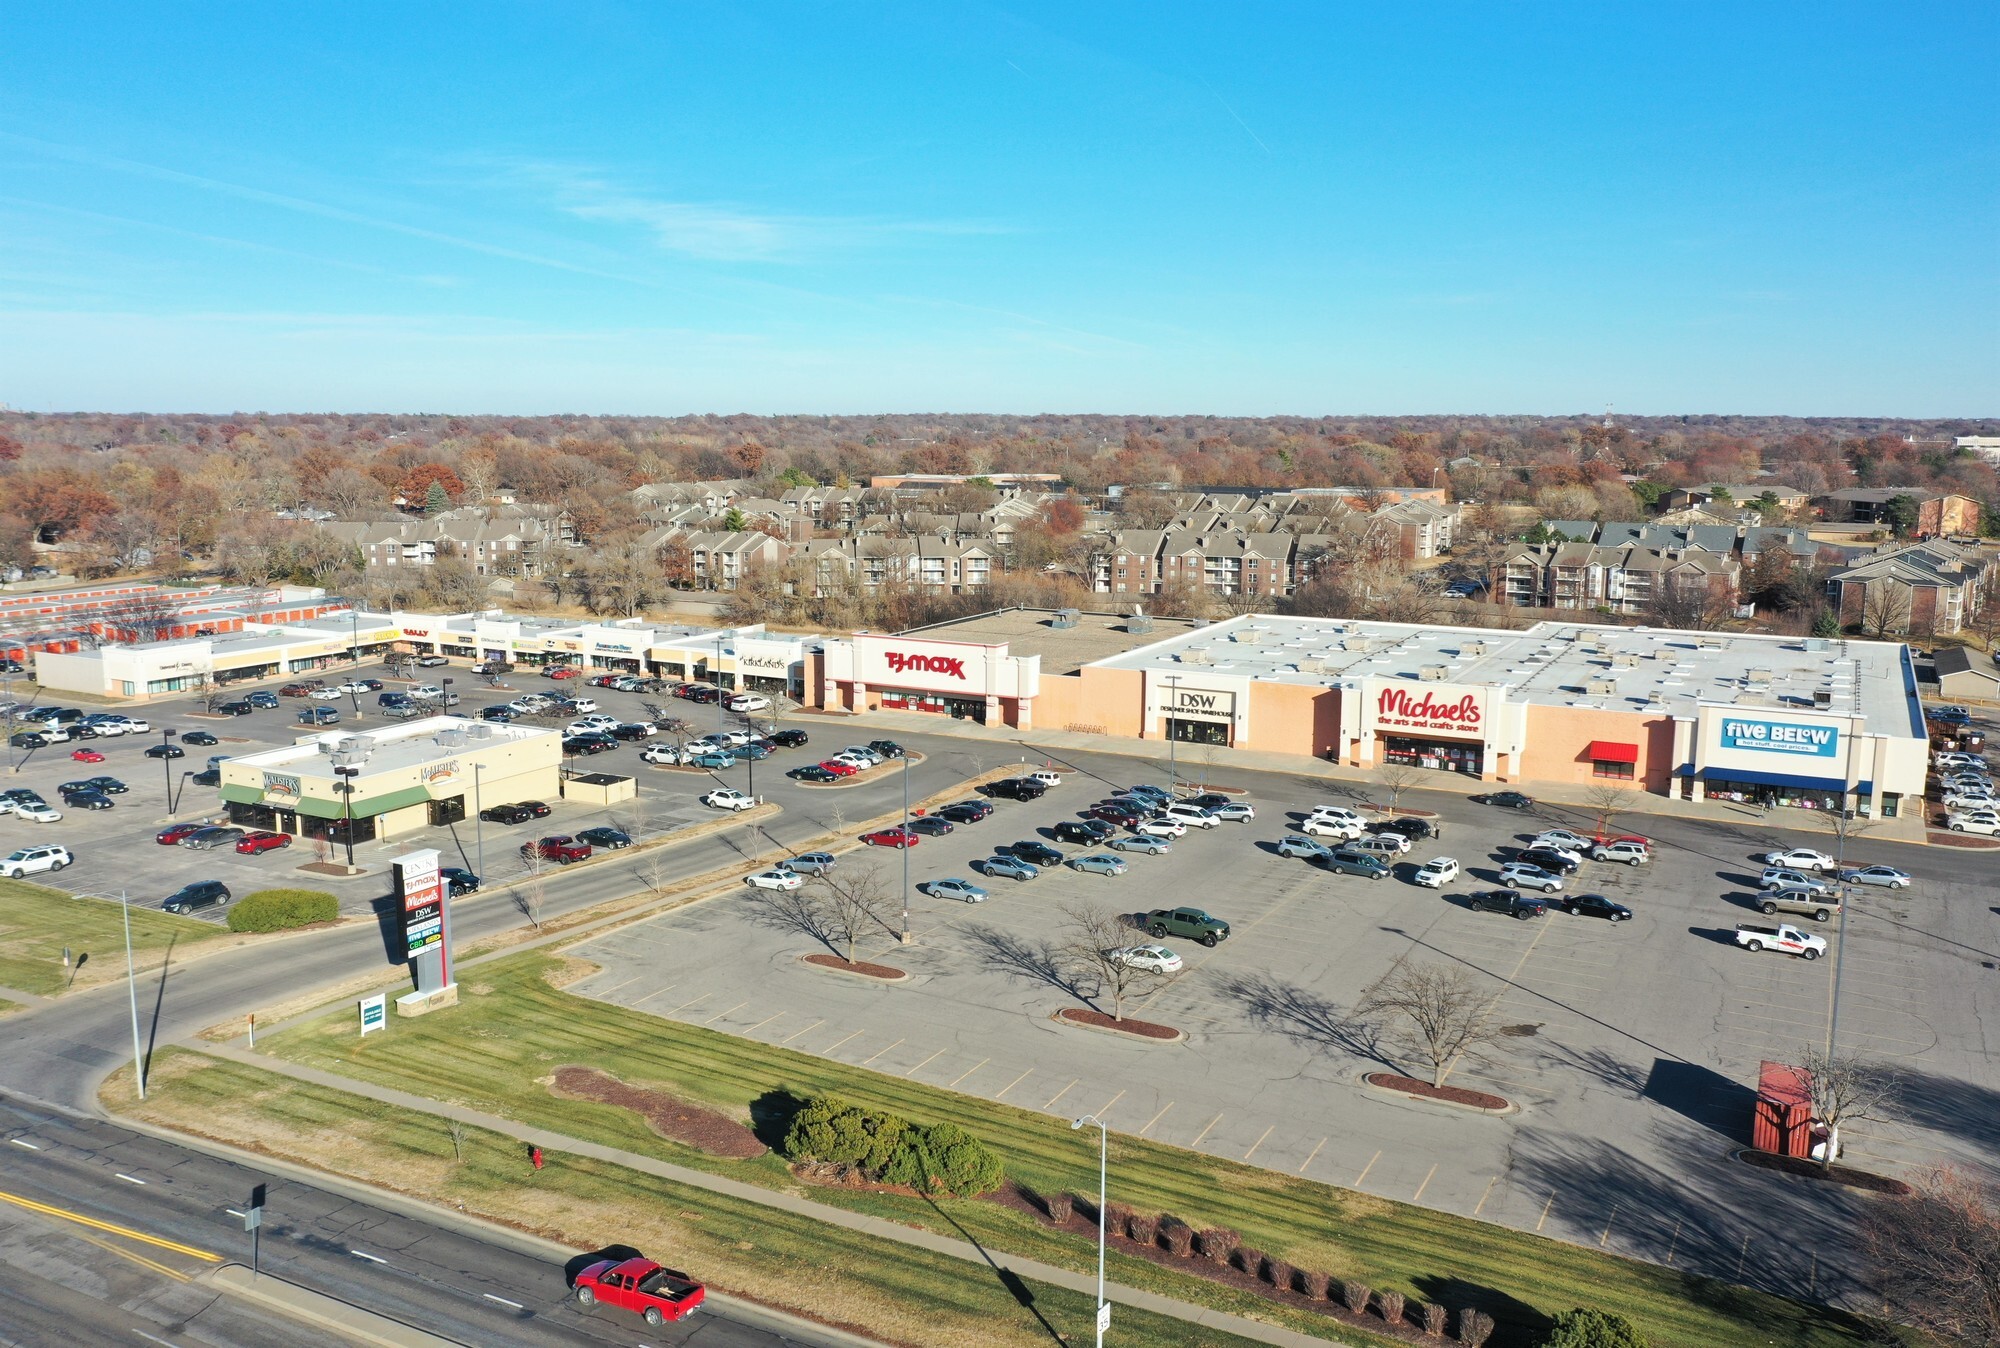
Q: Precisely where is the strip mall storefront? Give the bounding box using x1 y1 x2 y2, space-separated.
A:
814 634 1041 728
1673 707 1921 818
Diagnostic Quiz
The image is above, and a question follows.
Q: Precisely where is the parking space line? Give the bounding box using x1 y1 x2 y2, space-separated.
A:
1412 1163 1438 1202
742 1012 785 1035
631 982 679 1006
667 993 710 1016
1298 1137 1326 1174
993 1068 1034 1101
1189 1113 1224 1149
779 1018 824 1044
904 1047 947 1078
600 976 640 996
1536 1193 1555 1232
1090 1089 1125 1122
1138 1102 1174 1137
1041 1079 1080 1110
1242 1125 1275 1162
1473 1174 1498 1216
1353 1150 1381 1187
946 1058 989 1088
859 1038 904 1066
701 1000 749 1025
821 1029 864 1055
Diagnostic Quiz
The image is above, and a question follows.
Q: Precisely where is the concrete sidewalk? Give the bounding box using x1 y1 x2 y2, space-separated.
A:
201 1044 1354 1348
806 705 1936 845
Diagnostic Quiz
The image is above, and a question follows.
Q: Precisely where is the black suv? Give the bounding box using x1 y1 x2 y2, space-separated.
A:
867 739 906 759
1010 840 1064 866
480 803 535 825
768 729 810 748
1468 889 1546 919
1370 817 1435 840
939 800 994 824
1054 819 1113 845
984 777 1046 802
1517 846 1581 876
214 700 255 716
163 880 231 914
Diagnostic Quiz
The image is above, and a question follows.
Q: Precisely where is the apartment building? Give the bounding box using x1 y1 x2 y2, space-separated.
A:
1814 488 1983 537
800 537 997 596
1494 541 1740 616
1828 539 1989 636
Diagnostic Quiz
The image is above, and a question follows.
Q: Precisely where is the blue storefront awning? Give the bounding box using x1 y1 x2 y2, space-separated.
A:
1699 766 1861 793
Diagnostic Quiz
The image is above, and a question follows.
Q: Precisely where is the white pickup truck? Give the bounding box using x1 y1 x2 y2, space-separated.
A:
1734 923 1827 959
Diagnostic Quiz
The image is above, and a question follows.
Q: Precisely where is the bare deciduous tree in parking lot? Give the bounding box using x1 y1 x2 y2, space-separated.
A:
1580 782 1638 840
1797 1044 1896 1173
748 861 895 966
1862 1164 2000 1347
1360 962 1501 1088
516 846 548 932
1054 902 1171 1022
1374 762 1423 814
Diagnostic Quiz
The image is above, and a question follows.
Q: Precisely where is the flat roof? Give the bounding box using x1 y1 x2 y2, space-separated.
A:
227 716 557 778
1089 613 1924 734
901 607 1212 675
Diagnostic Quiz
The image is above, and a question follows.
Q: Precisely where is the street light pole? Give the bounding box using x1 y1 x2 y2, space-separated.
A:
334 765 360 870
160 727 178 811
472 761 485 882
900 753 911 944
1165 674 1178 793
1071 1114 1109 1347
121 889 145 1101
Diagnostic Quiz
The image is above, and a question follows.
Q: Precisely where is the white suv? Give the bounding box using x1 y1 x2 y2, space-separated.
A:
1163 803 1220 828
2 844 72 877
1497 862 1563 892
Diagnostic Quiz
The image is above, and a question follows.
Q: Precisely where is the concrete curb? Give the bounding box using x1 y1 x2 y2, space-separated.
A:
210 1263 472 1347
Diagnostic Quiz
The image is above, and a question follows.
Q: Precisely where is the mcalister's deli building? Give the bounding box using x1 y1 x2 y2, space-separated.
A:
809 612 1931 818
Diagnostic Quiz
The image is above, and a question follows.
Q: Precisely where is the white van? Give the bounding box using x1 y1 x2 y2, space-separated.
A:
1028 770 1063 789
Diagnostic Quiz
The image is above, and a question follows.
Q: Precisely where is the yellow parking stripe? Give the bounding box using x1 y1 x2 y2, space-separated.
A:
0 1187 221 1261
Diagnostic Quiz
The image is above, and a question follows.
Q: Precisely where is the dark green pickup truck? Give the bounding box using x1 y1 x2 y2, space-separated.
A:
1145 907 1230 946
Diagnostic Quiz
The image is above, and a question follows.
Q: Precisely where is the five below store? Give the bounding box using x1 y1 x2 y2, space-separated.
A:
808 614 1929 816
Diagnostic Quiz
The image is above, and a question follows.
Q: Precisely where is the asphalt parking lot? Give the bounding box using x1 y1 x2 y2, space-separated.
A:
565 751 2000 1309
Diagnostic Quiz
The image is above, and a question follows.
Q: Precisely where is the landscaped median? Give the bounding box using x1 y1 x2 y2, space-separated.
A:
104 1050 1272 1348
0 879 230 995
205 950 1900 1348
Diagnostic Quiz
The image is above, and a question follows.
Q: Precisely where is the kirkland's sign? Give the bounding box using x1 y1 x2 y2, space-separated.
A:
1720 718 1840 757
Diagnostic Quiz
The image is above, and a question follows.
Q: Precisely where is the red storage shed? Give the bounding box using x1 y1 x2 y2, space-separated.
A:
1754 1060 1816 1158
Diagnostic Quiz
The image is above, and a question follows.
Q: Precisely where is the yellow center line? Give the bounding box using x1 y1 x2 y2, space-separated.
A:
0 1188 220 1262
73 1229 190 1283
1137 1101 1174 1137
1473 1174 1500 1215
779 1018 825 1044
859 1038 903 1066
1041 1079 1080 1110
946 1058 989 1089
1242 1125 1275 1162
904 1047 948 1078
1297 1137 1327 1174
993 1068 1034 1101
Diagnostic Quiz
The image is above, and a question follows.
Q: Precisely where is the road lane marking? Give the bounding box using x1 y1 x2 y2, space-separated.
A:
1189 1113 1223 1148
1665 1217 1681 1264
1138 1102 1174 1137
1473 1175 1499 1215
115 1174 147 1185
859 1038 903 1066
821 1029 864 1055
1298 1137 1326 1174
1242 1125 1275 1162
1536 1193 1555 1232
73 1230 189 1284
701 1000 749 1025
0 1188 219 1261
1412 1163 1438 1202
1041 1079 1080 1111
945 1058 989 1088
1353 1150 1381 1187
225 1209 246 1218
483 1293 525 1309
904 1047 947 1078
1599 1204 1618 1246
600 976 640 996
993 1068 1034 1101
780 1018 825 1044
8 1139 40 1150
350 1249 388 1264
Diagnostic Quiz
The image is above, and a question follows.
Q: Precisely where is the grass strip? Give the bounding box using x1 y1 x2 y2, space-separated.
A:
259 951 1903 1348
107 1049 1277 1348
0 879 225 994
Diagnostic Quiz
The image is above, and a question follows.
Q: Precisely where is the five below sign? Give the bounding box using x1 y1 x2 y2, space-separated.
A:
1721 718 1839 757
1376 687 1483 733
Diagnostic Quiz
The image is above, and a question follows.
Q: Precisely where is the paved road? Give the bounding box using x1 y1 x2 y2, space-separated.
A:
0 1093 838 1347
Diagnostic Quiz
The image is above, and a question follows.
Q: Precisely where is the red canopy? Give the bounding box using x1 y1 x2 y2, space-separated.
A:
1585 741 1639 763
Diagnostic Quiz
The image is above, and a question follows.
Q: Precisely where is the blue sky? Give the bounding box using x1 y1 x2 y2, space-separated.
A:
1 2 1992 415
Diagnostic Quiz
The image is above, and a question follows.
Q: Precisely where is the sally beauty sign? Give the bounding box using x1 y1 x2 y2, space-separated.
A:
1720 718 1840 758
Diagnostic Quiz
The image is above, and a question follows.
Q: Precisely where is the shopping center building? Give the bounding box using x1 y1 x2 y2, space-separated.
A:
807 609 1931 818
217 716 561 847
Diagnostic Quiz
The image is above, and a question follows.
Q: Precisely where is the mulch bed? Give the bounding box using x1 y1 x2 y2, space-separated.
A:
1736 1148 1912 1194
548 1066 766 1159
1365 1073 1510 1111
804 954 906 980
1055 1008 1180 1040
1926 829 2000 848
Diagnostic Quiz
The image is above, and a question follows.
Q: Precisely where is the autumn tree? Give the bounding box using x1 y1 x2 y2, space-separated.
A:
399 463 464 508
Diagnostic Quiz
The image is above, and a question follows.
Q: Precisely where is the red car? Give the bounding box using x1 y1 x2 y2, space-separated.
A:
235 831 292 854
70 748 106 763
818 759 859 777
278 683 315 697
860 826 920 849
156 822 206 845
521 835 592 864
574 1256 705 1327
546 665 581 679
1087 803 1143 828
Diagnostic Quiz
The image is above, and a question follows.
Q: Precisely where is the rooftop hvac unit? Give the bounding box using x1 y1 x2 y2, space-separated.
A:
1179 647 1212 665
1418 664 1451 681
1611 651 1638 668
1814 688 1834 707
1698 636 1724 649
436 728 467 748
1049 608 1081 630
1585 676 1618 696
1804 637 1829 652
1297 657 1326 674
1235 625 1268 644
1459 639 1487 657
1126 611 1153 634
1746 668 1773 685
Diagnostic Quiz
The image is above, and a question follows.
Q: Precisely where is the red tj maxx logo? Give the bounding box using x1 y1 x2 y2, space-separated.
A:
1377 688 1481 727
885 651 967 679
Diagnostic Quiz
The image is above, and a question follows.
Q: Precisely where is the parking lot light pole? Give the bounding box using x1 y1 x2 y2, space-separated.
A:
334 765 361 869
1164 675 1178 794
159 727 177 810
1071 1114 1109 1347
84 890 147 1100
473 762 485 882
900 754 912 944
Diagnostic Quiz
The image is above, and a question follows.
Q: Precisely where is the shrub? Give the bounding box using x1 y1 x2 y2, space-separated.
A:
1196 1227 1239 1263
910 1121 1003 1197
227 888 337 933
1543 1308 1650 1348
1263 1257 1295 1290
1043 1191 1073 1223
1343 1280 1373 1314
1159 1216 1195 1257
1101 1200 1134 1236
1233 1246 1265 1276
1126 1212 1156 1245
1297 1269 1330 1301
1377 1290 1406 1326
1458 1309 1495 1346
1423 1303 1448 1337
781 1097 1001 1196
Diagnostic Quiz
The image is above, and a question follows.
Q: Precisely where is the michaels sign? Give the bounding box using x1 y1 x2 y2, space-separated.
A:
1720 718 1839 758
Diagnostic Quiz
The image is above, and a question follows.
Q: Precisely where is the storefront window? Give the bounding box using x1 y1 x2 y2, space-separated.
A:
302 813 377 844
1383 735 1483 776
227 801 277 830
428 795 465 826
1591 759 1635 780
1166 717 1230 747
1702 778 1844 811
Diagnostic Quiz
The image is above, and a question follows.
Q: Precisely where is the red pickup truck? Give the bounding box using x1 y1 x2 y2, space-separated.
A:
520 836 592 864
574 1256 705 1326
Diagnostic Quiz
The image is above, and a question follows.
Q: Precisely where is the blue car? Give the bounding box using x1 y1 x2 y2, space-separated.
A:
977 855 1039 882
692 752 735 770
1107 834 1171 855
1275 835 1331 860
1067 854 1128 877
1124 784 1173 805
730 742 772 760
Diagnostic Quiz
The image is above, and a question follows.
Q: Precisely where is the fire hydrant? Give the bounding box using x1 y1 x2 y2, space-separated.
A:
530 1146 544 1171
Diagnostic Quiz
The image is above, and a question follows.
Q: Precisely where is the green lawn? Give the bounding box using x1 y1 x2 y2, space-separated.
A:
0 880 225 995
113 1049 1274 1348
259 952 1903 1348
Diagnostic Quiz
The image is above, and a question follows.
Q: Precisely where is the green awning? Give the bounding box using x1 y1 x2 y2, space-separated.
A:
224 782 436 819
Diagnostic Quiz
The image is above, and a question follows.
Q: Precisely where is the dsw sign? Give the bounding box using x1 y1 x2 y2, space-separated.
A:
885 651 967 680
1377 688 1482 731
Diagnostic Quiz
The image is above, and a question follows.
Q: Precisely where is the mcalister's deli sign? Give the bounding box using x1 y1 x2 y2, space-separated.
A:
1374 684 1486 735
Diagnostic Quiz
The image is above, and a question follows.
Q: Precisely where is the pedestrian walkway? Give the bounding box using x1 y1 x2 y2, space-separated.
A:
199 1044 1354 1348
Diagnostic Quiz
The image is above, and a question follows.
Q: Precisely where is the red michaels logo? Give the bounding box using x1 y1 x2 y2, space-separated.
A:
885 651 967 680
1377 688 1482 729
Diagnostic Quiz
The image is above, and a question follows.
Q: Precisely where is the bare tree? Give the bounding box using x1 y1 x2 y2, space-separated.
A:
516 848 548 932
1797 1044 1896 1172
1862 1164 2000 1347
1374 762 1423 813
1580 782 1638 840
1360 962 1501 1088
1055 903 1172 1022
748 862 897 965
1862 582 1912 638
